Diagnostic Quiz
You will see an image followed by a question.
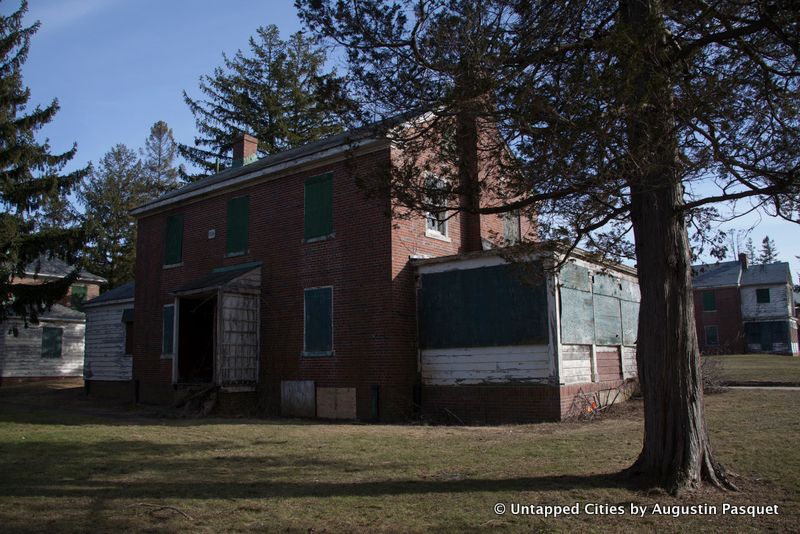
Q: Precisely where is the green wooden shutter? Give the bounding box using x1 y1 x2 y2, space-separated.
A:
41 327 63 358
304 287 332 353
756 288 771 303
226 196 249 255
70 285 87 309
304 173 333 239
162 305 175 354
702 291 716 311
164 214 184 265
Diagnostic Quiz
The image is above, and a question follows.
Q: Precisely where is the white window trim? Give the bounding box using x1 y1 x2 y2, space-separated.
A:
424 173 450 240
302 285 334 357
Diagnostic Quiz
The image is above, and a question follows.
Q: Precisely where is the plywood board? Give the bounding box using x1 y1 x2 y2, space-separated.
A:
316 387 357 419
281 380 315 417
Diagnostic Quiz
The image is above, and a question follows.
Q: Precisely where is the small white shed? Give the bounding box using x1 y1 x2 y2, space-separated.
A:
83 282 134 395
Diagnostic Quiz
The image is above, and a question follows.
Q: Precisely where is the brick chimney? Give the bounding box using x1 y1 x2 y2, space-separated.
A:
739 252 749 270
232 133 258 168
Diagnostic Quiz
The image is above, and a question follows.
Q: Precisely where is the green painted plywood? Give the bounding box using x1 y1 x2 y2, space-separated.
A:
594 294 622 345
560 263 592 291
560 288 595 344
621 300 639 346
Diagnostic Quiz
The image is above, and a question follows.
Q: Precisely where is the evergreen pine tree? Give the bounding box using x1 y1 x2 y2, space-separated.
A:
757 236 779 264
179 25 354 179
0 1 89 323
141 120 181 194
79 145 149 288
745 238 756 263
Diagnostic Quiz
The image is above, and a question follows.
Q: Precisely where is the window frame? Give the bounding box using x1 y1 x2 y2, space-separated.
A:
304 172 334 241
702 290 717 312
424 174 450 240
41 326 63 359
756 288 771 304
502 210 521 245
704 325 720 346
302 286 334 357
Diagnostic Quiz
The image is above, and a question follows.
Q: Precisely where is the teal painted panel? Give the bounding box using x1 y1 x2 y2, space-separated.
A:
162 305 174 354
620 278 640 302
621 300 639 346
594 294 622 345
593 272 622 297
41 326 63 358
164 214 183 265
560 287 595 344
559 263 591 291
418 263 548 349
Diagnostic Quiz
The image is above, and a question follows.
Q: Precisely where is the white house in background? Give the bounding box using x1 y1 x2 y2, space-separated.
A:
0 257 106 383
82 282 134 398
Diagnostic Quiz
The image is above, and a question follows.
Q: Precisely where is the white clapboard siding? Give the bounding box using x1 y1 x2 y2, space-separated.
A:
84 302 133 381
741 285 792 320
621 346 637 379
420 345 551 385
560 344 592 384
0 319 84 378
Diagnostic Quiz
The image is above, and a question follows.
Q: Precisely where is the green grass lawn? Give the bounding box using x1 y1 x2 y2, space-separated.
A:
0 381 798 532
705 353 800 384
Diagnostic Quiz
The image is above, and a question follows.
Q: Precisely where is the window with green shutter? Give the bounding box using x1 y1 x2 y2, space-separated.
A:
226 196 249 256
41 326 63 358
164 214 184 265
70 285 87 310
702 291 716 311
162 305 175 354
304 173 333 240
304 287 333 355
705 325 719 346
756 288 771 303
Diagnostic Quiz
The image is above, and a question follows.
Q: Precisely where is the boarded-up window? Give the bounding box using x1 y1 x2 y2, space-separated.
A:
418 264 548 349
41 326 62 358
162 305 175 354
756 288 771 303
304 173 333 239
705 325 719 346
304 287 332 354
702 291 716 311
503 210 521 244
164 214 184 265
70 285 87 309
745 321 789 350
226 196 249 255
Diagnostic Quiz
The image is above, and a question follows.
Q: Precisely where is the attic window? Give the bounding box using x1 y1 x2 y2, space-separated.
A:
164 214 184 266
71 285 87 309
756 288 771 303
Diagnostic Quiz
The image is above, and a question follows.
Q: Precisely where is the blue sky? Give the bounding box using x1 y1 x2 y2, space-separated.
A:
6 0 800 280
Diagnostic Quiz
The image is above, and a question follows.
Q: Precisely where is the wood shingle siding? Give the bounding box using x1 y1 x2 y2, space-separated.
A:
420 345 550 385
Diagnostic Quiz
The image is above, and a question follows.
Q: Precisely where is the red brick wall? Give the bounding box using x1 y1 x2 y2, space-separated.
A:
693 287 744 354
421 384 562 423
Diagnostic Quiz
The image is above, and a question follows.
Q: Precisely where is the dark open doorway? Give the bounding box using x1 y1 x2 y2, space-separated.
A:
178 295 216 383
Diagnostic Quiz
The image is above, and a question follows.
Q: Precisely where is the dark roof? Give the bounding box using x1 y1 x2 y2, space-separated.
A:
741 262 792 286
83 281 135 307
691 260 792 288
691 261 741 288
41 303 85 321
24 256 106 284
172 262 262 295
130 112 420 216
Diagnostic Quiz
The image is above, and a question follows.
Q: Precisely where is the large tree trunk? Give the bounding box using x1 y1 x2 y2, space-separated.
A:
622 0 735 494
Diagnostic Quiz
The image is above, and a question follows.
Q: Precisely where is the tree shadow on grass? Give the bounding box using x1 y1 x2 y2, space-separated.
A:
0 436 643 502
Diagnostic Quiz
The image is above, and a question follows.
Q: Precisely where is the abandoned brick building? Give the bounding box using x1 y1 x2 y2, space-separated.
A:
129 120 639 422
